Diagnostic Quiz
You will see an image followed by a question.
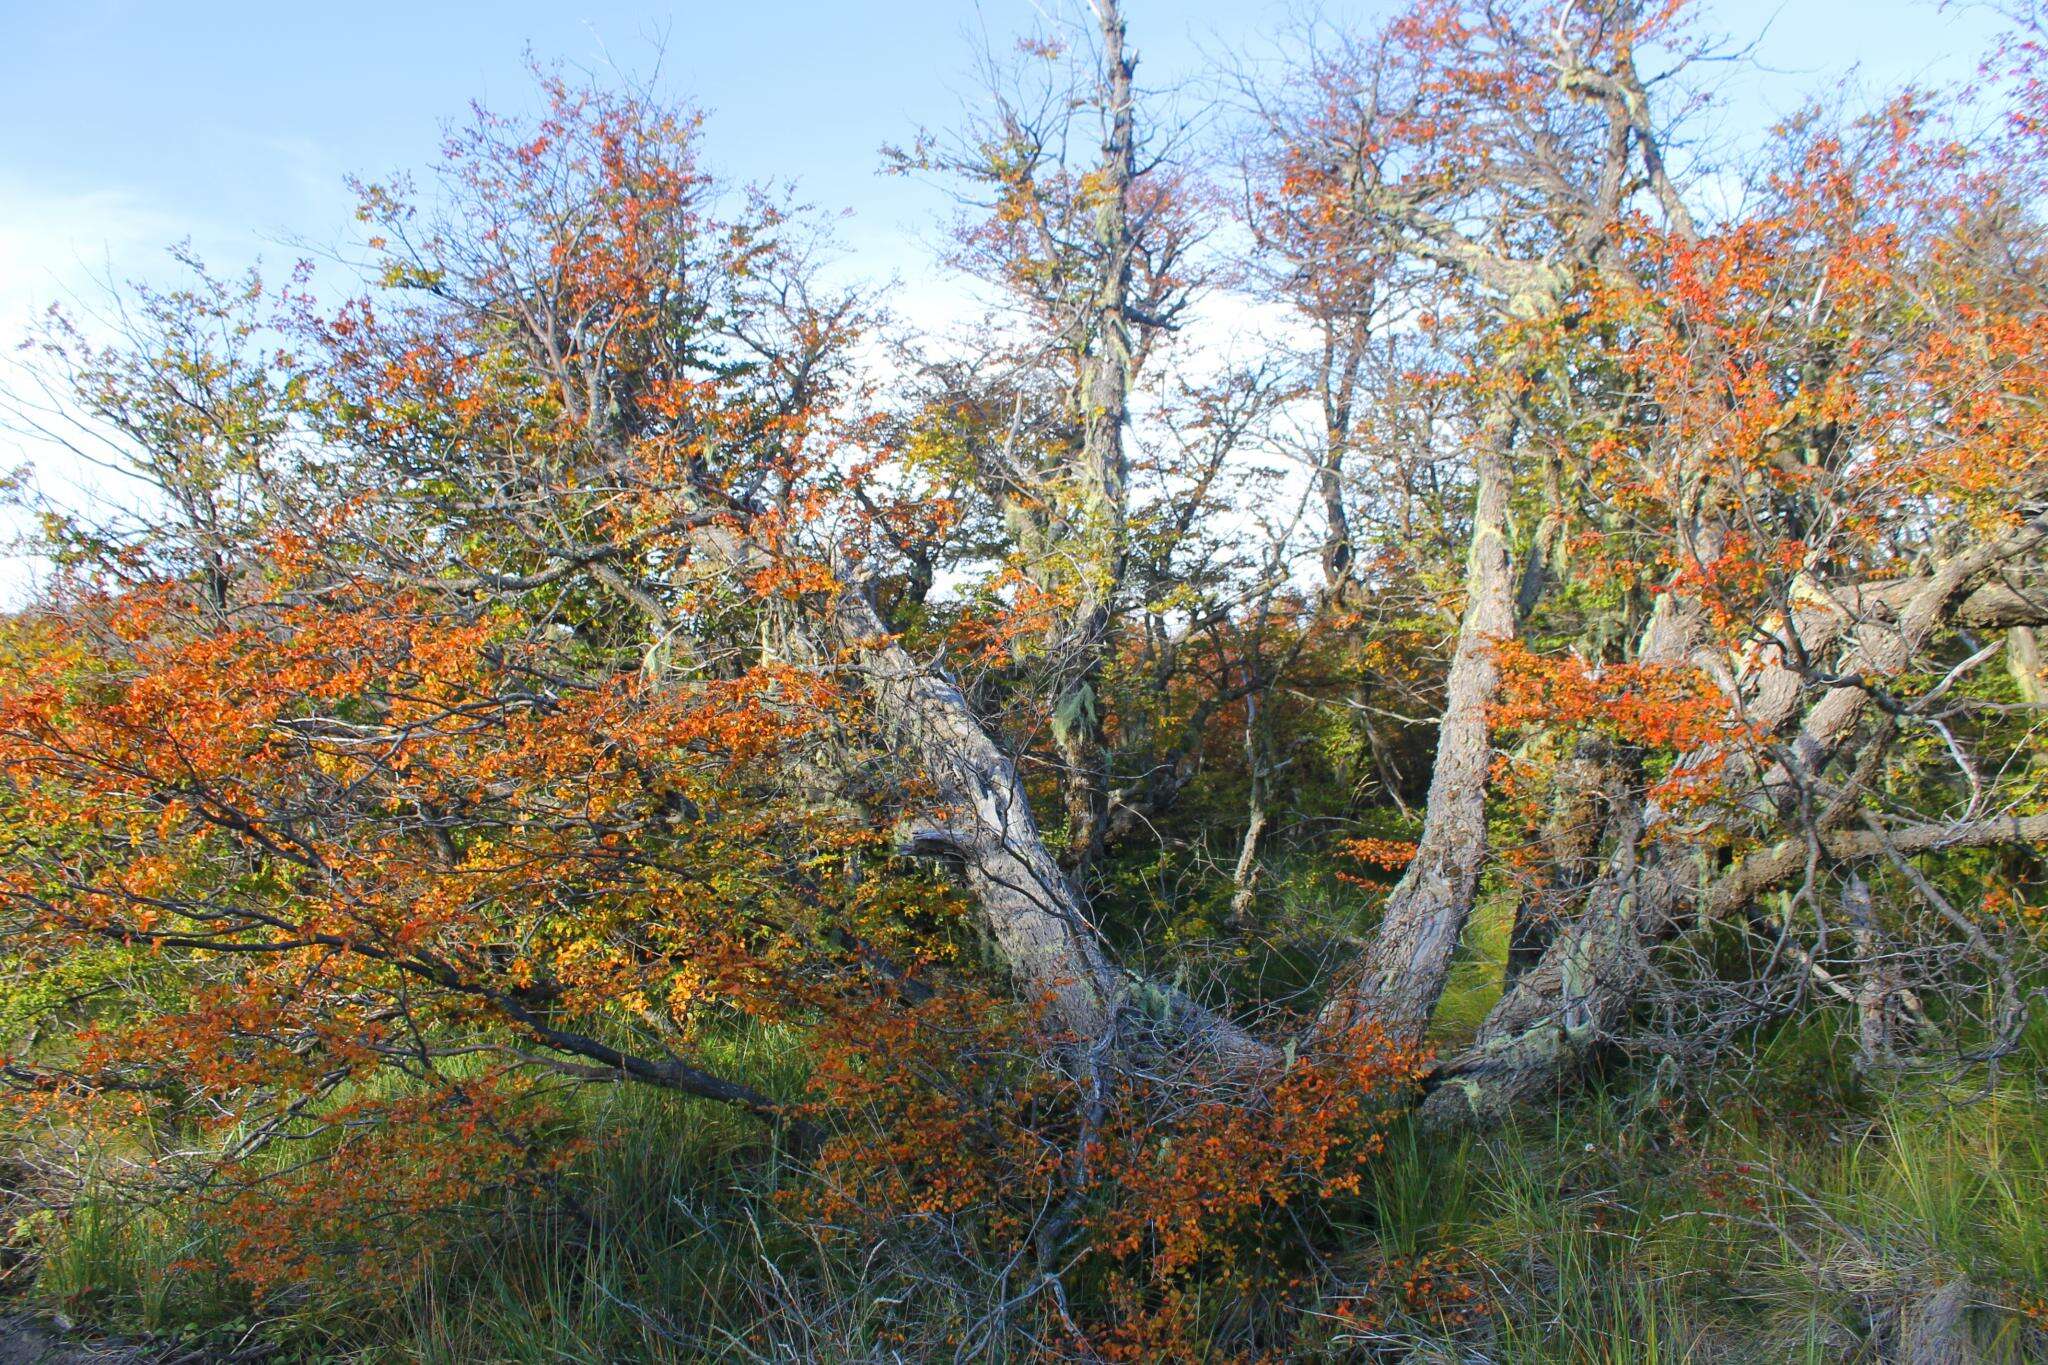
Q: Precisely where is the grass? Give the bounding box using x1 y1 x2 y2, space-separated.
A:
1337 1068 2048 1361
11 915 2047 1361
18 1052 2047 1361
1332 1012 2048 1363
1433 882 1517 1046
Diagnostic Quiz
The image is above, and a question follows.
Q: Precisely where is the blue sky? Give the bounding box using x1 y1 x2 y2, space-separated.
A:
0 1 2011 325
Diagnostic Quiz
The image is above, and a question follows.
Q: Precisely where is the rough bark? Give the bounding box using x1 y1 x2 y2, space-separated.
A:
827 583 1274 1066
1315 315 1369 603
1697 811 2048 924
1420 752 1664 1129
1758 513 2048 814
1504 738 1622 983
829 586 1124 1043
1843 872 1899 1070
1048 0 1139 872
1315 382 1520 1042
1226 691 1270 929
1423 516 2048 1129
2010 626 2045 704
1415 564 1713 1129
1425 869 1659 1128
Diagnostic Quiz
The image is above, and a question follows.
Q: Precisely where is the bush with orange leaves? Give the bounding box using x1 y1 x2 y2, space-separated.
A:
201 1075 570 1298
798 987 1432 1358
1488 639 1748 815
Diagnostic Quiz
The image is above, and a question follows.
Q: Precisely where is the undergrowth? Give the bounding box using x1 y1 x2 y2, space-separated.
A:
8 941 2046 1362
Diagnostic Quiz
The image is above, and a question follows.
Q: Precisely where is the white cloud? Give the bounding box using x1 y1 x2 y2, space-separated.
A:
0 176 198 335
0 175 210 603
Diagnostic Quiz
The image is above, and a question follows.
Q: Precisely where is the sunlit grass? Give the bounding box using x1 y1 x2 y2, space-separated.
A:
19 988 2048 1361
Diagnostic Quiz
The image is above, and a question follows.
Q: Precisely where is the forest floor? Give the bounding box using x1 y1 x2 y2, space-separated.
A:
5 897 2042 1360
0 1309 274 1365
0 1313 149 1364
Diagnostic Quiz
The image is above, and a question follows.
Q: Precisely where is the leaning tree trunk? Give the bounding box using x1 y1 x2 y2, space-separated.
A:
698 513 1134 1052
1417 587 1704 1130
830 586 1124 1043
1755 512 2048 816
1425 829 1663 1129
827 583 1273 1066
1504 737 1623 983
1423 512 2048 1129
1314 380 1520 1043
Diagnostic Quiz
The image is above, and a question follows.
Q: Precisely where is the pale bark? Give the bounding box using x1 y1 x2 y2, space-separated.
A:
1315 315 1370 603
1415 565 1714 1128
1226 691 1270 928
1315 383 1520 1042
1424 871 1658 1127
1697 811 2048 924
2010 626 2045 704
1420 697 1667 1128
1423 808 2048 1127
1505 738 1621 983
827 583 1274 1065
1047 0 1139 871
683 518 1133 1051
829 586 1124 1043
1422 516 2048 1129
1758 514 2048 814
1843 873 1899 1070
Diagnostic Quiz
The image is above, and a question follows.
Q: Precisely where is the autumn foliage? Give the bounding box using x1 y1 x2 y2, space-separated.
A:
2 0 2046 1357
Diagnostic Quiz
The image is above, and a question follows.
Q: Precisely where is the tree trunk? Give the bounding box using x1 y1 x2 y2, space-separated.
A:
828 583 1273 1066
1505 738 1621 984
2009 626 2045 705
830 587 1123 1043
1418 578 1704 1127
1227 691 1270 929
1050 0 1140 873
1844 872 1898 1070
1757 513 2047 815
1316 314 1368 604
1315 382 1520 1043
1424 513 2048 1129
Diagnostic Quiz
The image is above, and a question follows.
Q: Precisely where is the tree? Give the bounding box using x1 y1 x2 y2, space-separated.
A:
2 0 2044 1343
882 0 1191 873
1425 23 2048 1123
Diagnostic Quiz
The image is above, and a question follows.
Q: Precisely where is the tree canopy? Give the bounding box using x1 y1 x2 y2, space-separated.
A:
2 1 2045 1356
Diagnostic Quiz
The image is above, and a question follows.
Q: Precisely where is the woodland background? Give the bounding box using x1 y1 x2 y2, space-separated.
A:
1 0 2046 1359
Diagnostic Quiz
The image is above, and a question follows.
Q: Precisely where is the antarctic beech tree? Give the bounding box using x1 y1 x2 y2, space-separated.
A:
0 86 902 1276
2 0 2045 1330
1424 45 2048 1124
1234 43 1399 608
320 74 1194 1064
1248 0 1678 1041
884 0 1199 872
0 64 1239 1180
